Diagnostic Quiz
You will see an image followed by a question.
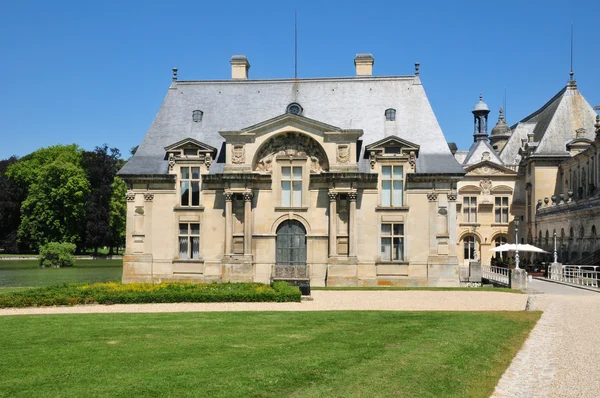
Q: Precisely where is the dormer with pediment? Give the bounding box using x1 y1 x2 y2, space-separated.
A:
219 113 363 174
164 138 218 174
464 160 518 178
365 136 420 172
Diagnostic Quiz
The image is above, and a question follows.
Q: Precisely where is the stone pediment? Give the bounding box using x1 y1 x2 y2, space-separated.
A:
164 138 218 155
464 160 516 176
219 113 363 143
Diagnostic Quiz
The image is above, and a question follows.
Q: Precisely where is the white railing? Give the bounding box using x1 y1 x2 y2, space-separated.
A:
548 264 599 288
482 265 510 285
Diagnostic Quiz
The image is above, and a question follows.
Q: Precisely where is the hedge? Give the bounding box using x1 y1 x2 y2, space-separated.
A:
0 281 301 308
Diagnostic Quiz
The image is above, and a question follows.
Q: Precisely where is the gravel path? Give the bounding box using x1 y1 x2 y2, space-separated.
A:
0 290 527 316
493 279 600 398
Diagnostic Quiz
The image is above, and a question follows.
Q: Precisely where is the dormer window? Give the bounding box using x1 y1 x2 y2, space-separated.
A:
286 103 303 116
385 108 396 121
192 110 203 122
183 148 198 156
384 146 400 154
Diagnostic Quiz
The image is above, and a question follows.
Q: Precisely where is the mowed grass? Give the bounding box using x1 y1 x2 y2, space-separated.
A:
0 311 540 398
0 260 122 291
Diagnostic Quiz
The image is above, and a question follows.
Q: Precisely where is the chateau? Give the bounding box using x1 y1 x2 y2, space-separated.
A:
118 55 466 286
119 55 600 286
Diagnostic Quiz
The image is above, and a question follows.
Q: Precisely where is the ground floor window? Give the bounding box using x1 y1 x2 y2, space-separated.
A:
463 236 476 260
179 223 200 259
494 236 508 260
380 223 404 261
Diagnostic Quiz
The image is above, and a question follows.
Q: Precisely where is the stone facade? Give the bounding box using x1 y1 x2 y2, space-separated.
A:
118 55 465 286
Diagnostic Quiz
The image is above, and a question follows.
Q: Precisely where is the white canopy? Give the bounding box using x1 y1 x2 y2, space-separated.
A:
490 243 549 253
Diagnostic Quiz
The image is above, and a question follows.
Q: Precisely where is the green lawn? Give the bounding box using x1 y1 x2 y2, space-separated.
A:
0 311 539 398
0 260 122 291
312 286 521 293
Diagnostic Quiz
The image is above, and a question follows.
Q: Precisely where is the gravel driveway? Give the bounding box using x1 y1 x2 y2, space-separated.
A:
0 290 528 316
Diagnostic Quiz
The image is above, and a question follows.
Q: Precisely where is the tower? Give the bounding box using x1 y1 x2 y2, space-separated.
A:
472 94 490 142
490 107 512 153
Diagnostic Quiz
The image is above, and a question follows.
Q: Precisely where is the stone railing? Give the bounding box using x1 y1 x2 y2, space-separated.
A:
482 265 510 285
548 264 599 288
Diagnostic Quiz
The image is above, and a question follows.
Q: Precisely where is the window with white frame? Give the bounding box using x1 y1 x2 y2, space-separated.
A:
464 236 476 260
180 167 200 206
381 165 403 206
380 223 404 261
178 223 200 259
494 196 509 223
281 166 302 207
463 196 477 223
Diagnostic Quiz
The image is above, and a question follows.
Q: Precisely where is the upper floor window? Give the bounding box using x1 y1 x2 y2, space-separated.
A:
281 166 302 207
286 103 303 116
381 223 404 261
192 110 203 122
183 148 197 156
463 196 477 223
381 165 403 206
385 108 396 121
181 167 200 206
178 223 200 259
494 197 509 223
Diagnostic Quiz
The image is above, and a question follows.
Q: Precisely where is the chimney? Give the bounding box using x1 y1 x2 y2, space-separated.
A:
230 55 250 79
354 53 374 76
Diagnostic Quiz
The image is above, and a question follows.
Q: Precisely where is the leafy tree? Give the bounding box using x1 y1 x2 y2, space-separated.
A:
109 177 127 254
81 145 123 253
0 156 25 252
18 160 90 250
7 144 82 187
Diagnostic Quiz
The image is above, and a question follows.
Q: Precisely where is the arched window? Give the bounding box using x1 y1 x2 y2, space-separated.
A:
192 110 203 122
592 226 597 251
286 103 303 116
494 236 508 260
463 236 476 260
385 108 396 121
538 230 542 246
545 230 549 247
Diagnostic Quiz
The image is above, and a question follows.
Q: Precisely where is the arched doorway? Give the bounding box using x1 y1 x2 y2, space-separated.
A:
276 220 307 268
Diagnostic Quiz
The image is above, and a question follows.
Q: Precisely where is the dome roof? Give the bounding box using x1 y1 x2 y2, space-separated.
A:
472 94 489 112
491 108 511 137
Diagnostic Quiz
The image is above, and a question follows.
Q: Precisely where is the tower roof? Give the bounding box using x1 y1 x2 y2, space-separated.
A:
472 94 490 113
490 108 511 137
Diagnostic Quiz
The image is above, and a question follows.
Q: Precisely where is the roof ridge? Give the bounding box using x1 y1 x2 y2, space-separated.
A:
509 86 567 129
174 75 417 84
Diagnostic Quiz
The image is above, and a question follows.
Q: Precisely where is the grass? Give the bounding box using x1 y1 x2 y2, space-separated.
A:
0 311 540 398
312 286 522 293
0 259 122 289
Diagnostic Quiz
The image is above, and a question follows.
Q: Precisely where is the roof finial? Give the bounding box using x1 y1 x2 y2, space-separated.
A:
479 93 483 101
172 67 178 82
415 62 420 76
498 107 505 122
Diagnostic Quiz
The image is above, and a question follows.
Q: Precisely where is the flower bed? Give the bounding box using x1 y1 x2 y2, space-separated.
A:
0 281 301 308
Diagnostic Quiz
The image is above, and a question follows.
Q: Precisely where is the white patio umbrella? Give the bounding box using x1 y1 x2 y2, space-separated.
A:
490 243 549 253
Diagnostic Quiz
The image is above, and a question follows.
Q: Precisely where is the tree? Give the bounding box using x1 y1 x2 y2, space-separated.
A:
109 177 127 254
81 145 123 253
17 160 90 250
7 144 82 187
0 156 25 252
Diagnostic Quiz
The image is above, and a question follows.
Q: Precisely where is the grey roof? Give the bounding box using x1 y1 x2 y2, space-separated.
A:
462 139 503 166
490 108 511 137
499 122 535 165
119 75 464 176
473 95 490 112
453 150 469 164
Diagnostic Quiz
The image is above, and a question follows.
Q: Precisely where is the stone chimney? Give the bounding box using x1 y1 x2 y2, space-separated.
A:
354 54 374 76
230 55 250 79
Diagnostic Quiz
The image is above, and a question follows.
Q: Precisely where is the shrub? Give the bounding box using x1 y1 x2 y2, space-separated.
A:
0 282 302 308
39 242 77 268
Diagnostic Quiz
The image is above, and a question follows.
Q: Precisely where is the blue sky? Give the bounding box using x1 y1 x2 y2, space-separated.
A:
1 0 599 160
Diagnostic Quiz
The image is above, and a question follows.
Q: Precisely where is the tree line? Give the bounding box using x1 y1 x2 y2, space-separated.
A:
0 144 127 254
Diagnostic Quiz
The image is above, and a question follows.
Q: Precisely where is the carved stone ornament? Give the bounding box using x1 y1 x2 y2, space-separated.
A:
224 192 234 201
427 192 438 201
447 192 457 201
243 192 253 202
409 151 416 169
369 151 377 170
337 145 350 164
479 178 492 195
348 191 358 201
232 145 245 164
126 190 135 202
328 192 338 201
254 132 329 173
204 153 212 170
471 165 500 175
168 153 175 172
143 193 154 202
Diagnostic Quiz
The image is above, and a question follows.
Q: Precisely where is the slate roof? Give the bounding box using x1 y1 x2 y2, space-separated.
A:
462 139 503 166
119 75 464 176
499 82 598 163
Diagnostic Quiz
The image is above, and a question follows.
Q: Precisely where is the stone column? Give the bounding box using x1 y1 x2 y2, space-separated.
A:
447 192 457 254
243 191 253 256
328 191 338 257
427 192 438 254
348 191 358 257
224 191 233 255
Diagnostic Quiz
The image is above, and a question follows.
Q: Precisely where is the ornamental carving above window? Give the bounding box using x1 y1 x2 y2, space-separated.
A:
254 132 329 173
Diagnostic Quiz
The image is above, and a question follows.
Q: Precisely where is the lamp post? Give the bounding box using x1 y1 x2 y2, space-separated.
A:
473 223 478 262
553 231 558 263
514 217 520 269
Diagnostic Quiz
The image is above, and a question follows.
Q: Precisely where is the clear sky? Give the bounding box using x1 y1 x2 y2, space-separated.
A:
1 0 599 160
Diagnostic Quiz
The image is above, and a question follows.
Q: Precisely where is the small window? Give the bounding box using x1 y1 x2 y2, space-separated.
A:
385 108 396 121
463 196 477 223
192 110 203 122
380 223 404 261
384 147 400 154
494 197 509 223
178 223 200 259
183 148 197 156
286 103 303 116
